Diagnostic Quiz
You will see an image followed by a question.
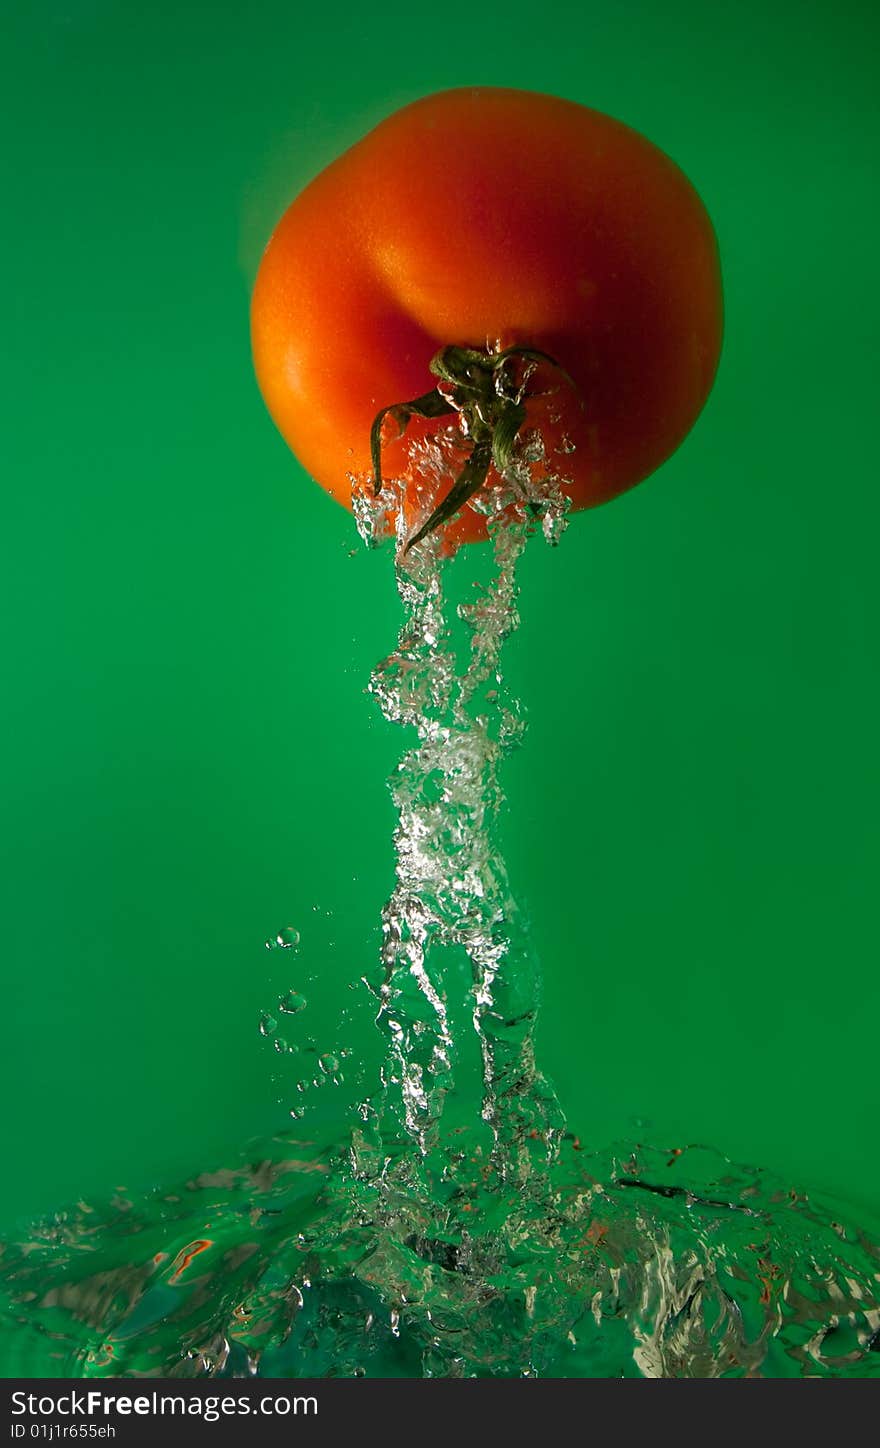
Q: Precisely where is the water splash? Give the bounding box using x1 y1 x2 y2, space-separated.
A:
1 426 877 1378
1 1132 876 1378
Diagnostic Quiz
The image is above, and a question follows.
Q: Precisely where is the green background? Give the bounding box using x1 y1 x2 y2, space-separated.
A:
2 0 878 1238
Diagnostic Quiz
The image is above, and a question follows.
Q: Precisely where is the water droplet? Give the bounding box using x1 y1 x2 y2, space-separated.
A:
265 926 300 951
541 492 571 547
318 1053 341 1076
279 990 307 1016
258 1012 277 1037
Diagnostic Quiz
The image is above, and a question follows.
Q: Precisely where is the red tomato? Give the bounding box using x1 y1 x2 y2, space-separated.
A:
251 87 722 547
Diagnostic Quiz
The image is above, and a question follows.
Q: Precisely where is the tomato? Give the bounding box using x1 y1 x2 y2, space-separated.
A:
251 87 722 548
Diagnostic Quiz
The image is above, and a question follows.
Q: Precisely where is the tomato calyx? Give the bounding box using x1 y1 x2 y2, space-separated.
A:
370 344 576 552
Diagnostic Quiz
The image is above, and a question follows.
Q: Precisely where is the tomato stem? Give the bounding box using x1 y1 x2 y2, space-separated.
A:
370 344 576 552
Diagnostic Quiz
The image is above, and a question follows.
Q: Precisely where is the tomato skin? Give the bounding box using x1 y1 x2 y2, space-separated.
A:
251 87 722 544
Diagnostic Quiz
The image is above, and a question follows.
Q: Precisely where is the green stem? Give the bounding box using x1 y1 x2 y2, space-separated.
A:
370 344 578 549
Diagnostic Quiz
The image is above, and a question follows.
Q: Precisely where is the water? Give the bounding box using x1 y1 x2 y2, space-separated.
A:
2 1130 877 1378
1 422 878 1378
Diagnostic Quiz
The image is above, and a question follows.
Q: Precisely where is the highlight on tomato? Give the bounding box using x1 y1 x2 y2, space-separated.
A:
251 87 723 551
